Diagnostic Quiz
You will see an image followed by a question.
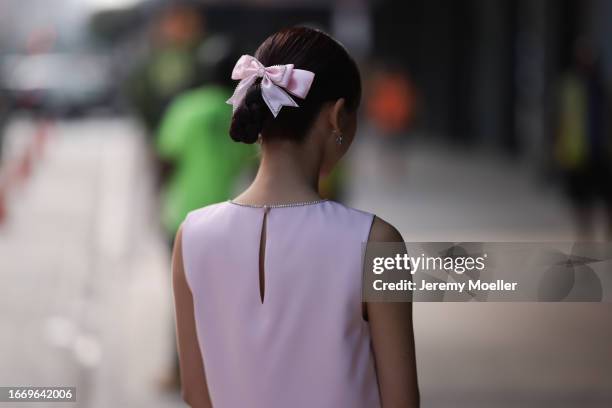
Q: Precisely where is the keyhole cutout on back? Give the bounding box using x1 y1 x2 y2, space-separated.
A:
258 207 269 304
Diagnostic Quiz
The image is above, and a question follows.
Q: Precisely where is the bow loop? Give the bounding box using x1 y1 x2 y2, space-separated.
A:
227 55 315 118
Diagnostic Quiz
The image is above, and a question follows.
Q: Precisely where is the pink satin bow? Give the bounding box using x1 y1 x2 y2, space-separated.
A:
226 55 315 117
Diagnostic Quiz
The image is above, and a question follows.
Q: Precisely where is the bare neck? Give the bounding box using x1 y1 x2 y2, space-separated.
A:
234 140 323 205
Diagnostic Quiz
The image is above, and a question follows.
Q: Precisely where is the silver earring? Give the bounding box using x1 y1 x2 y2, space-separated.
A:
334 130 343 145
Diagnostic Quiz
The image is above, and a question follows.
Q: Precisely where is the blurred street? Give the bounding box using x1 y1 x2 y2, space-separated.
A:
1 117 610 408
348 135 577 242
0 118 180 408
350 133 612 407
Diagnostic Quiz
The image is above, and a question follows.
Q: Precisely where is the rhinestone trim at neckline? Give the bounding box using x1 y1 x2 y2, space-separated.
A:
228 199 328 209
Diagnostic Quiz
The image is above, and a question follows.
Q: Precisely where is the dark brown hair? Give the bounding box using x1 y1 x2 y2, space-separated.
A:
229 27 361 144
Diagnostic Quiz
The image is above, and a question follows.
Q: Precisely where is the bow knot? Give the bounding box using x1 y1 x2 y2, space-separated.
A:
226 55 315 117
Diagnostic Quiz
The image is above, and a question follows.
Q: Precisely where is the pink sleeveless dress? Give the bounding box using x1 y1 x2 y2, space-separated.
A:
181 200 381 407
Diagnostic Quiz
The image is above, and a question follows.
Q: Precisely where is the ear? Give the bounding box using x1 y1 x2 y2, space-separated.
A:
328 98 346 133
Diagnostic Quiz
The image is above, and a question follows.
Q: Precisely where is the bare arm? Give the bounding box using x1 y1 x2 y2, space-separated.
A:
172 226 213 408
367 216 420 407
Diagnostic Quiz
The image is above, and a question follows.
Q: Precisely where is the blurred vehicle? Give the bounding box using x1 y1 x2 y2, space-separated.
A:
0 53 115 117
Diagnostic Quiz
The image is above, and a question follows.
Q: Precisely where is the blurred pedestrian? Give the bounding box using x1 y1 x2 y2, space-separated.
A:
156 34 257 244
555 40 612 240
156 34 256 391
126 5 204 137
366 64 417 136
365 62 419 182
124 4 205 220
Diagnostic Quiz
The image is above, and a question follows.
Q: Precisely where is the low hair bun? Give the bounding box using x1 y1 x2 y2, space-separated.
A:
229 82 268 144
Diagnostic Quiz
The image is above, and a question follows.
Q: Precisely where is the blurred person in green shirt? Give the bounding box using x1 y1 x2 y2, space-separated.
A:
157 35 256 239
156 35 255 391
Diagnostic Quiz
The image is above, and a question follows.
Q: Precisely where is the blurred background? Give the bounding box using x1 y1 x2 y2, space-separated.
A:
0 0 611 407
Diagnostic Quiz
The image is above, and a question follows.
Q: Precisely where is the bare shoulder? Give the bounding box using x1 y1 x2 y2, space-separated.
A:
173 223 184 255
369 216 404 243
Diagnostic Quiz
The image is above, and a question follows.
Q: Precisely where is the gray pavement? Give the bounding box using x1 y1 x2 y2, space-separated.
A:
0 118 182 408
